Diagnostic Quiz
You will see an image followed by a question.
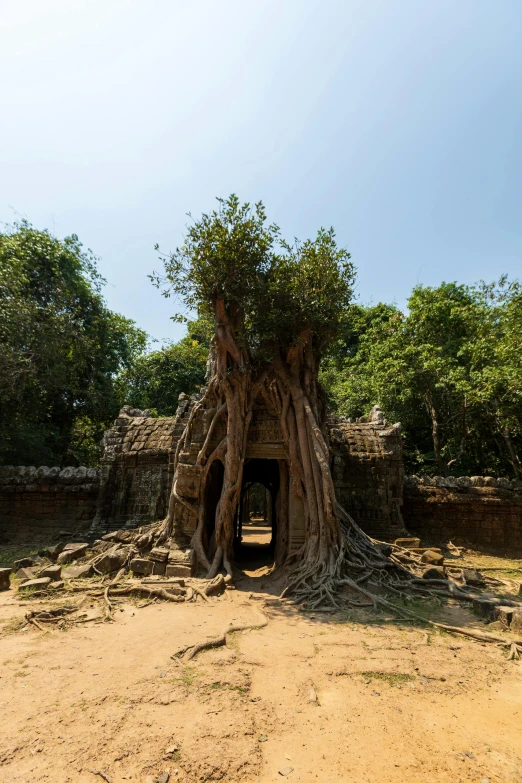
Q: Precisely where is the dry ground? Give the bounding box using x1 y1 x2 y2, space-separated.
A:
1 552 522 783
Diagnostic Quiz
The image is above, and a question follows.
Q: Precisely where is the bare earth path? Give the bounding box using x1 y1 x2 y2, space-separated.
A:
1 575 521 783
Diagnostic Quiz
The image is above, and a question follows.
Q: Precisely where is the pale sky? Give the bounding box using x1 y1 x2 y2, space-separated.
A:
1 0 521 344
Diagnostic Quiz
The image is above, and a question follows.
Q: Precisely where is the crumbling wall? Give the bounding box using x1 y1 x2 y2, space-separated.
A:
403 475 522 551
0 466 100 543
329 418 407 539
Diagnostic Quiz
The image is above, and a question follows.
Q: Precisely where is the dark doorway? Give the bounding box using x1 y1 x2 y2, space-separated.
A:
204 459 224 549
234 458 279 569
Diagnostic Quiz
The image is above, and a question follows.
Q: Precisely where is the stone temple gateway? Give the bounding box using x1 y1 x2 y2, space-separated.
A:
91 391 407 557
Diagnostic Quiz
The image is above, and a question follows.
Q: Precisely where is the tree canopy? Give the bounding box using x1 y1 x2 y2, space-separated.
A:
0 221 146 466
321 278 522 478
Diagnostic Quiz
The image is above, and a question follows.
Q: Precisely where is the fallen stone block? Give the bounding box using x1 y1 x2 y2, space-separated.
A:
12 557 34 571
18 577 51 592
494 606 515 626
166 564 192 578
130 557 154 576
511 611 522 633
15 567 37 583
95 547 128 574
0 568 12 591
422 566 445 580
38 564 62 581
62 563 93 579
149 547 170 563
421 550 444 566
44 543 65 560
463 568 485 587
152 561 167 576
394 537 421 548
49 580 65 590
472 596 506 619
57 543 89 565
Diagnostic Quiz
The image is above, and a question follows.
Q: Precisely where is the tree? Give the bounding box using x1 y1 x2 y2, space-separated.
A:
149 195 405 605
323 280 522 478
0 221 146 466
116 318 211 416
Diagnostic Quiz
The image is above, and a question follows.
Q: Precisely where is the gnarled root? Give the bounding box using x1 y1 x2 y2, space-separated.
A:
171 609 268 661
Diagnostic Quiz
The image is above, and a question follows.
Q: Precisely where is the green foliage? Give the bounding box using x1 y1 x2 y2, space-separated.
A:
117 317 211 416
322 279 522 477
0 221 147 466
152 195 355 362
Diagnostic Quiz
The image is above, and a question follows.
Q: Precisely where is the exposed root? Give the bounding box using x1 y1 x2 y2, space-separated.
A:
171 609 269 661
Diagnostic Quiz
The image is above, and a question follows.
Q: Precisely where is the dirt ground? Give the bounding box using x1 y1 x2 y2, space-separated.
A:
1 552 522 783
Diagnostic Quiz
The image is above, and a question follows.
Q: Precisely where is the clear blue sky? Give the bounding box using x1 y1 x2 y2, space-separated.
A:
2 0 521 344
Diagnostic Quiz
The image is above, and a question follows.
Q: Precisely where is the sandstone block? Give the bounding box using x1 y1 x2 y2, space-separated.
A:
13 557 34 571
62 563 93 579
96 547 128 574
152 561 167 576
130 557 154 576
511 611 522 633
57 543 89 564
49 580 65 590
0 568 12 591
463 568 485 587
38 564 62 581
494 606 515 626
394 538 421 548
149 547 169 563
166 564 192 578
15 567 37 582
422 566 445 580
18 577 51 592
421 550 444 566
44 543 65 560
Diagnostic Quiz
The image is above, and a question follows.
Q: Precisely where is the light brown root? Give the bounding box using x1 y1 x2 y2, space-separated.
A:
171 609 269 661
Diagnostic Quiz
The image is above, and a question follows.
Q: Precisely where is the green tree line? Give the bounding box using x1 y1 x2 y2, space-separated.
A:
1 221 520 476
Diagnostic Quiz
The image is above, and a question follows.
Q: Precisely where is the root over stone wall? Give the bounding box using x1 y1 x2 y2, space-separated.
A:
0 466 100 544
403 475 522 552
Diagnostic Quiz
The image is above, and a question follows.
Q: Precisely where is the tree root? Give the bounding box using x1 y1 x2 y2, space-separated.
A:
171 609 268 661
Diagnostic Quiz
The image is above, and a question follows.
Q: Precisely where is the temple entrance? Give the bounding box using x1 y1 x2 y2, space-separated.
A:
234 458 280 569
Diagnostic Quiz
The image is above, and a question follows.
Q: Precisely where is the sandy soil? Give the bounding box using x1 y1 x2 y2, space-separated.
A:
1 564 522 783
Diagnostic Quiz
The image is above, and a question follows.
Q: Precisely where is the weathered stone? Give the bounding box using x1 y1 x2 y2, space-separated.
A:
511 611 522 633
38 564 62 581
422 566 445 580
95 547 128 574
421 550 444 566
0 568 12 590
152 561 167 576
62 563 93 579
57 543 89 565
49 580 65 590
18 577 51 592
12 557 34 570
494 606 515 626
472 596 505 618
463 568 485 587
15 567 37 582
394 538 421 548
130 557 154 576
165 564 191 578
44 543 65 560
149 547 169 563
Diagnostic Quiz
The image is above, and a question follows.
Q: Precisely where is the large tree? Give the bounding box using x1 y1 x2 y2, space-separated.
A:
150 196 402 604
0 221 146 466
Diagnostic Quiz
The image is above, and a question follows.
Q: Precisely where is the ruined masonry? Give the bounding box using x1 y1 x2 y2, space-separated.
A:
91 395 407 555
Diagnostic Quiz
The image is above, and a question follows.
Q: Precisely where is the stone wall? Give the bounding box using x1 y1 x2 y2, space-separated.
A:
403 475 522 552
91 401 407 543
0 466 100 543
329 419 406 540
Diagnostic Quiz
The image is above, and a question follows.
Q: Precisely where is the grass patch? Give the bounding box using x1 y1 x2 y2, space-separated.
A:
0 617 27 636
177 666 199 687
362 671 415 686
210 681 249 695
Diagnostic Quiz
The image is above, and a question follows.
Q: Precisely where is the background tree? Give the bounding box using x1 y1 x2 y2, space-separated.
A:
322 280 522 478
116 317 211 416
0 221 146 466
